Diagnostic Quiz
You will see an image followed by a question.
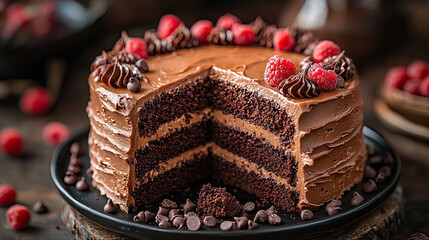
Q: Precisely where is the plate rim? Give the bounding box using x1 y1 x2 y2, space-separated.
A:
51 126 401 239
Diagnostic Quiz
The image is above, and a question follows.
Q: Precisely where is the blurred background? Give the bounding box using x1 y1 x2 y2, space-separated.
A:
0 0 428 239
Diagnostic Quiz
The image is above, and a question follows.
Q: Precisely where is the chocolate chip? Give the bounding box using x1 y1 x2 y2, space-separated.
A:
183 198 196 213
64 171 78 185
266 205 278 215
220 221 235 232
326 199 342 216
70 142 83 156
127 77 141 93
144 211 155 222
351 191 364 206
366 144 375 155
379 166 392 178
86 167 94 178
161 198 178 209
157 206 168 216
369 155 383 165
364 165 377 179
169 209 182 221
158 220 173 228
133 211 147 223
363 179 378 193
155 214 169 224
376 172 386 183
186 216 201 231
68 165 82 175
243 202 255 212
254 210 268 223
173 216 186 229
104 199 118 214
234 216 248 229
268 213 281 225
135 59 149 72
33 201 48 214
383 152 394 166
248 220 259 230
203 216 217 227
184 211 197 220
76 177 90 191
300 209 314 221
69 156 83 167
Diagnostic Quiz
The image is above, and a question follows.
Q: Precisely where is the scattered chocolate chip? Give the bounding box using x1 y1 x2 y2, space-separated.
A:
268 213 281 225
351 191 364 206
157 206 168 216
248 220 259 230
234 216 248 229
326 199 342 216
54 225 60 230
127 77 141 93
379 166 392 178
169 209 182 221
243 201 255 212
408 232 429 240
203 216 217 227
145 211 155 222
186 216 201 231
363 179 378 193
76 177 90 191
220 221 235 232
69 156 83 167
104 199 118 214
158 220 173 228
33 201 48 214
364 165 377 179
70 142 83 155
369 155 383 165
64 171 78 185
161 199 178 209
366 144 375 155
133 211 147 223
266 205 278 215
173 216 186 229
155 214 169 224
68 165 82 175
375 172 386 183
300 209 314 221
383 152 394 166
183 198 196 213
135 59 149 72
86 167 94 178
184 211 197 220
254 210 268 223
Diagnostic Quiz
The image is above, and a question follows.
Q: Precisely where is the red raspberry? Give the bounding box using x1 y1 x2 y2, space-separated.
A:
264 55 296 87
125 38 147 59
232 24 255 46
307 63 338 91
31 17 55 37
217 13 241 30
384 66 408 89
0 128 23 156
420 76 429 97
273 29 295 51
42 122 71 147
312 40 341 63
0 184 17 206
1 3 31 38
36 0 56 19
403 79 421 95
191 20 213 43
6 204 31 230
19 86 52 115
407 60 428 80
157 14 182 39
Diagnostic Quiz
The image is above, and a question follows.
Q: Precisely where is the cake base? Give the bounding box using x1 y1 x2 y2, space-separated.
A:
61 185 403 240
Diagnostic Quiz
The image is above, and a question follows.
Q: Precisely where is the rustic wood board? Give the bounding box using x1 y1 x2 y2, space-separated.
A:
62 186 404 240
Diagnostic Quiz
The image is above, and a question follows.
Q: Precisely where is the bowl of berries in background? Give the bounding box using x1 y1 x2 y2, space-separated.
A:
375 60 429 141
0 0 108 86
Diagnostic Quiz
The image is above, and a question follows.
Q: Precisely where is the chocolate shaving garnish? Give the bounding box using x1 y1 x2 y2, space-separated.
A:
168 24 198 49
144 30 175 55
207 26 233 45
295 31 319 54
280 68 321 99
321 51 355 80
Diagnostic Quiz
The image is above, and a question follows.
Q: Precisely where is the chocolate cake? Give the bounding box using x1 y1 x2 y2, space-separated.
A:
87 15 366 213
196 184 242 218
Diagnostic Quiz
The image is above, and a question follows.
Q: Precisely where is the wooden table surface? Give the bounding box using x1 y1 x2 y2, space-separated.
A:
1 30 429 240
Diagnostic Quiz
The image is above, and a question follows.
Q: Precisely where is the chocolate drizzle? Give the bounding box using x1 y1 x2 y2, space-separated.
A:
321 51 355 80
91 32 149 92
279 68 321 99
207 26 233 45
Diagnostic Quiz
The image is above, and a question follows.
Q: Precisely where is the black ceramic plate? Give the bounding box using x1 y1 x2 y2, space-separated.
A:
51 127 400 240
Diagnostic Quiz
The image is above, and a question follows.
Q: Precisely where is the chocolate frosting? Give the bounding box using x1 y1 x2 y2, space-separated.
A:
143 30 174 55
206 26 233 45
168 24 198 49
100 61 140 88
280 69 321 99
321 51 355 80
295 31 319 55
249 16 276 48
